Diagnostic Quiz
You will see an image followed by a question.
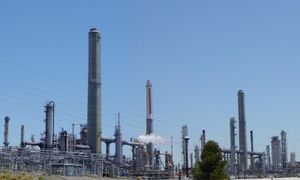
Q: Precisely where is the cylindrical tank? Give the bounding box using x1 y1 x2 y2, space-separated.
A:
45 101 55 149
87 28 101 154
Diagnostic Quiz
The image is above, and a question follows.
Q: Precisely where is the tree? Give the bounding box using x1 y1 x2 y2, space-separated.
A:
192 140 227 180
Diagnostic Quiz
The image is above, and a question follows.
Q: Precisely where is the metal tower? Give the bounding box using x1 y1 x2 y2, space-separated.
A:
238 90 248 175
200 129 206 151
3 116 10 147
21 125 25 148
181 125 188 168
115 112 123 165
194 145 200 162
229 117 236 176
45 101 55 149
250 130 254 173
271 136 281 171
87 27 101 154
281 130 288 170
266 145 271 171
146 80 154 166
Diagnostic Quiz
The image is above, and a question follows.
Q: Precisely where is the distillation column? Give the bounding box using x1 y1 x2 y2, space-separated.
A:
87 28 101 154
238 90 248 175
230 117 236 176
266 145 271 172
250 130 254 174
45 101 55 149
21 125 25 148
3 116 10 147
115 112 123 165
146 80 154 166
281 130 288 170
200 129 206 151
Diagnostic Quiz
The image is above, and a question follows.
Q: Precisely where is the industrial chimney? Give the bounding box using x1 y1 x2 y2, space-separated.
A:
238 90 248 175
87 28 101 154
3 116 10 147
146 80 154 166
45 101 55 149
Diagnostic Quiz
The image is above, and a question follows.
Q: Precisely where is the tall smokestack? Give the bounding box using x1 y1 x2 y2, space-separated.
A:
45 101 55 149
21 125 25 148
3 116 9 147
87 28 101 154
146 80 154 165
238 90 248 175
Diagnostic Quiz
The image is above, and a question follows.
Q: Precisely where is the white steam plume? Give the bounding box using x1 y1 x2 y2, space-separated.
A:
138 134 168 144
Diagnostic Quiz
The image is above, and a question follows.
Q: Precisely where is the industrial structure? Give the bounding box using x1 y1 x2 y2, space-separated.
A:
271 136 281 171
181 125 188 169
0 28 174 179
3 116 10 147
266 145 271 171
0 28 298 179
87 28 101 154
146 80 154 166
290 152 296 166
194 145 200 162
281 130 288 170
200 129 206 151
238 90 248 176
229 117 236 176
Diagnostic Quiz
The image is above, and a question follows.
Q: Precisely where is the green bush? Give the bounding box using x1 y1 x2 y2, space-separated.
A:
38 176 45 180
192 140 228 180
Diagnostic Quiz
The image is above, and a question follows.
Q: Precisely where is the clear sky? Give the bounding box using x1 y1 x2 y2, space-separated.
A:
1 1 300 165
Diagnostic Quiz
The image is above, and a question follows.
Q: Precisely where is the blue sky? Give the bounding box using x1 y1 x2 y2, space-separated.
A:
1 1 300 165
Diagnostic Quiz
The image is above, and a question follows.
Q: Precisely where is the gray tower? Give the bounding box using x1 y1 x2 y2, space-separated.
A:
229 117 236 176
182 125 188 168
3 116 10 147
21 125 25 148
194 145 200 162
238 90 248 175
250 130 254 173
87 28 101 154
146 80 154 165
271 136 281 171
266 145 271 171
45 101 55 149
200 130 206 151
115 113 123 165
281 130 288 170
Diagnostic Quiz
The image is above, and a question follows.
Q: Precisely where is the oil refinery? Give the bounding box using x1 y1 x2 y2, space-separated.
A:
0 28 300 179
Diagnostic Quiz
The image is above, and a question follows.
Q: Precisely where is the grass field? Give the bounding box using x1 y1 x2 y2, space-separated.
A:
0 171 50 180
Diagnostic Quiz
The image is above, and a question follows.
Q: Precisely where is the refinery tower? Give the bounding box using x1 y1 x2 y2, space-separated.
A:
146 80 154 166
87 28 101 154
238 90 247 174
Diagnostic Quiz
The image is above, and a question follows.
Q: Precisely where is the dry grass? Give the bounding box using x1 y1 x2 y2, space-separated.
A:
0 171 47 180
